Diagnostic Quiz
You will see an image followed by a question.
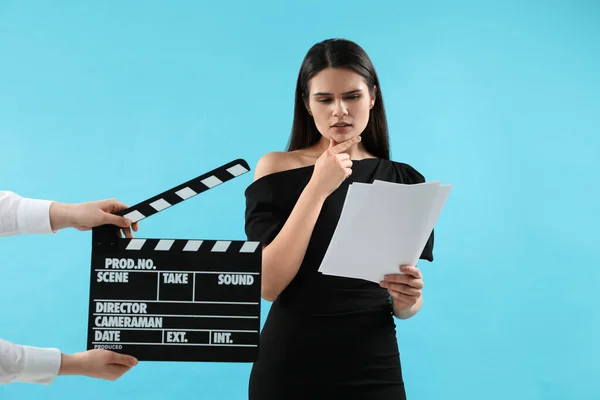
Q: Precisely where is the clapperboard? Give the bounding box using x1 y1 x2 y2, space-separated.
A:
87 159 262 362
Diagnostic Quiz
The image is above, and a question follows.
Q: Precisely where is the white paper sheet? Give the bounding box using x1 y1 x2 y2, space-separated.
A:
318 180 452 283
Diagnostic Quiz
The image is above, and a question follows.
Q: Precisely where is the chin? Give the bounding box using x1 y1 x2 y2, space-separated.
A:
330 129 357 141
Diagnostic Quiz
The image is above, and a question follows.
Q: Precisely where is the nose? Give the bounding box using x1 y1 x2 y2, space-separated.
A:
332 99 348 117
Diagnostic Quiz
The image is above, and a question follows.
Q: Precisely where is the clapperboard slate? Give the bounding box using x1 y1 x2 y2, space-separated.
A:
87 159 262 362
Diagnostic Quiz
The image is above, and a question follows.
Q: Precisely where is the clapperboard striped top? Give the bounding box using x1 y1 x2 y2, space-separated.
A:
120 159 250 224
123 239 261 254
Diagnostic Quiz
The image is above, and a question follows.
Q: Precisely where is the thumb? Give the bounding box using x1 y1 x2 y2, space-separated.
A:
108 352 138 367
102 212 132 228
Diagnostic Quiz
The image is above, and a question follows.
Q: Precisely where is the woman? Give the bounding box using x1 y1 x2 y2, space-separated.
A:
244 38 434 399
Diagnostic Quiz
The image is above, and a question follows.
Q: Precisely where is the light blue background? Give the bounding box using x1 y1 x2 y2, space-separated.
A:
1 1 598 399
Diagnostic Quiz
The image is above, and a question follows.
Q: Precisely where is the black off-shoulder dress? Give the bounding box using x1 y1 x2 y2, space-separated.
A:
244 158 434 400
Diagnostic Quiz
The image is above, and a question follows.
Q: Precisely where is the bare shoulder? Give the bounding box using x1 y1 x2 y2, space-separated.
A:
253 151 310 181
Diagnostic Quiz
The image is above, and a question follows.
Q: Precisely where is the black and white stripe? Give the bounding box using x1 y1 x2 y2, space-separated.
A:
118 159 250 224
123 239 260 253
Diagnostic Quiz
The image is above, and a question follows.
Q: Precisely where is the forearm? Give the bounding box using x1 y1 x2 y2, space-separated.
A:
392 296 423 319
57 353 87 376
48 202 76 231
261 182 326 301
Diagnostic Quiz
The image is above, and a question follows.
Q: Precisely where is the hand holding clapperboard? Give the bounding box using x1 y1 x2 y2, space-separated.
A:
87 159 262 362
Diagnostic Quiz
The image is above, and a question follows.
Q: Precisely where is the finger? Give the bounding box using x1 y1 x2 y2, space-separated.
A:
328 138 337 149
388 290 419 305
400 265 422 279
103 199 130 213
96 198 126 213
103 212 133 229
330 136 361 154
383 283 420 296
122 226 133 239
381 274 423 289
382 274 411 284
331 136 360 154
132 222 139 232
107 351 138 367
345 168 352 177
341 159 353 168
336 153 350 161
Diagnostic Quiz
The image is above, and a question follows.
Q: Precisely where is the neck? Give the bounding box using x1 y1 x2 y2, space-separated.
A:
314 136 373 160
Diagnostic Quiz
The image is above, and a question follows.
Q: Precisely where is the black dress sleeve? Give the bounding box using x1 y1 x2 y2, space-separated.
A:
244 177 288 246
396 162 435 262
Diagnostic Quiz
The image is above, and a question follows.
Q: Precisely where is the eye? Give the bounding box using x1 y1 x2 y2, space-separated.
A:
345 95 361 100
317 98 332 103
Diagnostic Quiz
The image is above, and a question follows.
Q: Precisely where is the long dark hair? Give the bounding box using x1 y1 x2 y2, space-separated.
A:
286 38 390 160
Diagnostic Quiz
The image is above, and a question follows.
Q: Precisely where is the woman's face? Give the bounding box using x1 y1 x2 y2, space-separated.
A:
306 67 375 143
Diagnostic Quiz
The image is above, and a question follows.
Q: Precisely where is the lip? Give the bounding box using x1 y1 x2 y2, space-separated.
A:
332 125 352 133
331 122 352 127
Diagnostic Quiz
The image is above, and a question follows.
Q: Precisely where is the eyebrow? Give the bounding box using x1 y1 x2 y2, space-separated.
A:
312 89 363 96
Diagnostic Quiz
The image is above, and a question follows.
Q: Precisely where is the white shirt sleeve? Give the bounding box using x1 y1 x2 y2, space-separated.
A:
0 191 55 237
0 192 63 385
0 338 62 385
